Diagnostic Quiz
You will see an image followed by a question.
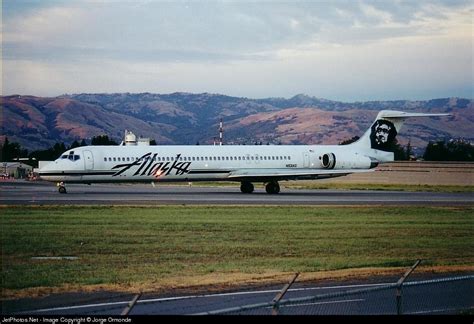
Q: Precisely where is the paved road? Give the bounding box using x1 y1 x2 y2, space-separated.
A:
0 181 473 206
5 275 473 315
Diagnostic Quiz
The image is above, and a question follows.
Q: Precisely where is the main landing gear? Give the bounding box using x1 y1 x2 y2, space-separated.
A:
240 181 280 194
57 182 67 194
265 181 280 194
240 181 254 194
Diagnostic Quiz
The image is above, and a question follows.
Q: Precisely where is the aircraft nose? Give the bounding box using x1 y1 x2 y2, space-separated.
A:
37 160 61 180
39 160 57 172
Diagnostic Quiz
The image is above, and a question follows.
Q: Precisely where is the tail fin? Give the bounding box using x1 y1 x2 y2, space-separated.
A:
352 110 449 162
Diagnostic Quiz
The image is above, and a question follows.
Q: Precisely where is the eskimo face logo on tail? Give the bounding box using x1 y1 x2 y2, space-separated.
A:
112 152 191 178
370 119 397 151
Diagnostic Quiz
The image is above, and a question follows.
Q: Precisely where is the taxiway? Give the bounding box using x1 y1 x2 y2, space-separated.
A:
1 181 472 206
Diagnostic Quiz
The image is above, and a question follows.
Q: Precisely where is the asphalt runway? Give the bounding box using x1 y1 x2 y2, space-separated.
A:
0 180 473 206
5 275 473 315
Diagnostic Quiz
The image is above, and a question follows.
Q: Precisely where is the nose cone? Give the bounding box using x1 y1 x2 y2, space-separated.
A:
38 160 62 181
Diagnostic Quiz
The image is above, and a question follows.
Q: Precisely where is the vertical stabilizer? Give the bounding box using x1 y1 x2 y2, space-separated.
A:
351 110 449 162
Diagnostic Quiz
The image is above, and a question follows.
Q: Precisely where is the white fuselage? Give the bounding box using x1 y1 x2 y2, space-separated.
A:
38 144 381 184
37 109 449 193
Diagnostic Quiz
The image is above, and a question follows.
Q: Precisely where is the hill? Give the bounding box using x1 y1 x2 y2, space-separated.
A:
1 93 472 155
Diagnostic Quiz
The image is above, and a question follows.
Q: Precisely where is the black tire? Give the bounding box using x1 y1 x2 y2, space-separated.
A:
59 186 67 194
240 181 254 194
265 181 280 194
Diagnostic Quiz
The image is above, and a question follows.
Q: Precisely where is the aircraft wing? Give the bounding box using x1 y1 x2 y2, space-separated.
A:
227 168 374 181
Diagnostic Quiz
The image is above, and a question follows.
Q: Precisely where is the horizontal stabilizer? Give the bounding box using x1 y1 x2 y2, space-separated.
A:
377 110 450 119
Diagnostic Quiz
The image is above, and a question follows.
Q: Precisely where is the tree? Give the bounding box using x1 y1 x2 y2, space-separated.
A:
1 137 28 161
91 135 118 145
392 139 408 161
405 141 413 160
423 139 473 161
69 140 81 149
29 142 67 162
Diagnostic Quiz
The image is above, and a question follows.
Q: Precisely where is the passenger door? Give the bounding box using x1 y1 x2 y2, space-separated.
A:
83 150 94 170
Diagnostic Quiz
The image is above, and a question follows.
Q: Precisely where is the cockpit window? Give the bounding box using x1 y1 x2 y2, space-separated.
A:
61 151 80 161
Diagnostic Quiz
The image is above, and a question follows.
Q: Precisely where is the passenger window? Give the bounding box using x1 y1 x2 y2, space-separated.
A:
104 158 107 162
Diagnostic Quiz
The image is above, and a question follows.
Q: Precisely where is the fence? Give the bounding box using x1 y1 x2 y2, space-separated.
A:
194 274 474 315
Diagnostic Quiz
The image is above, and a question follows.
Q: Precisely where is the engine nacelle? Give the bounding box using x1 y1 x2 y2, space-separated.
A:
321 153 336 169
320 153 378 169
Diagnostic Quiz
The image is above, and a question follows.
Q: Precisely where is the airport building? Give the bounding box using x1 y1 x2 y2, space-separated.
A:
1 161 33 179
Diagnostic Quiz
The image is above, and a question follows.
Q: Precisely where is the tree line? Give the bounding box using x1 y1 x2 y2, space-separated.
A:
1 135 119 167
339 136 473 161
1 135 472 166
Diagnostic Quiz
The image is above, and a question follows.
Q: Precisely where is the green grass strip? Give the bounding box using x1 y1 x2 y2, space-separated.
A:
1 206 473 290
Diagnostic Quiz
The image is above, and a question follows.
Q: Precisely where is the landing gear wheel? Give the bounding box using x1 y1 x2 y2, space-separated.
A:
265 181 280 194
58 182 67 194
240 181 254 194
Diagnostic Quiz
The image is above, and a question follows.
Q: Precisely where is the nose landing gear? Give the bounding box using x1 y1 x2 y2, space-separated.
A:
57 182 67 194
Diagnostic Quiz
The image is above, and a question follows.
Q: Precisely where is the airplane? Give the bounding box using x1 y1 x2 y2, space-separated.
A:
38 110 449 194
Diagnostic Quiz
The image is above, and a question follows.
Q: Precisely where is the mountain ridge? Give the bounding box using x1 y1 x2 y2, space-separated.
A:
2 93 472 155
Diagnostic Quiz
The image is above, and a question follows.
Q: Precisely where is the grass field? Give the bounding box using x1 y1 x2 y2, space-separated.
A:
1 205 473 297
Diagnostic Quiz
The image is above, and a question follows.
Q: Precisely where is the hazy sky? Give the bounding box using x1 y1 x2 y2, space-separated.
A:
2 0 473 101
